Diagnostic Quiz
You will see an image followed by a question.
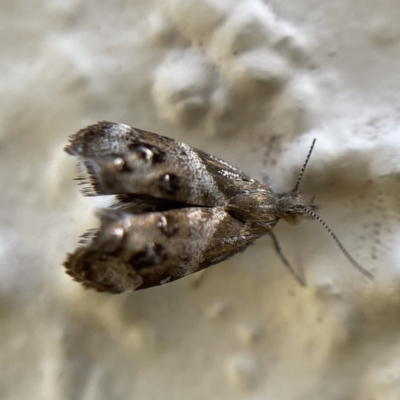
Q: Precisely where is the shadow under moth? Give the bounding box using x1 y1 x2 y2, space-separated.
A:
64 122 373 293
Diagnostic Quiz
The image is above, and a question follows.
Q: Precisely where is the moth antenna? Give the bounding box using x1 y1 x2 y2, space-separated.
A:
292 139 317 192
302 208 374 280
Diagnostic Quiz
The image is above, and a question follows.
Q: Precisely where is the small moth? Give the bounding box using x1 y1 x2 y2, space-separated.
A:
64 121 373 293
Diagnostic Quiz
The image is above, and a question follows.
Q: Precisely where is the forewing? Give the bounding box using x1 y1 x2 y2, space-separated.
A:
65 121 256 207
64 207 261 293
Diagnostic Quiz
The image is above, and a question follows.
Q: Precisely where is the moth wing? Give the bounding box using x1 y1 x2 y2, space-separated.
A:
65 121 256 207
111 194 184 214
64 207 261 293
196 150 251 182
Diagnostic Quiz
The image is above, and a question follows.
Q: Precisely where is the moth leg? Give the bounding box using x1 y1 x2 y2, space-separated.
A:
190 269 207 288
261 174 271 186
268 232 307 287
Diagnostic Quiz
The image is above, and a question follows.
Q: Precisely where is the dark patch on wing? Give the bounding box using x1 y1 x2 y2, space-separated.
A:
158 173 181 194
157 215 180 237
112 194 187 213
128 243 167 271
127 143 166 164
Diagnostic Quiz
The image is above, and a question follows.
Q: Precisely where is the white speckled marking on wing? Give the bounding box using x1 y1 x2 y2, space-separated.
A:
178 143 227 204
178 207 226 276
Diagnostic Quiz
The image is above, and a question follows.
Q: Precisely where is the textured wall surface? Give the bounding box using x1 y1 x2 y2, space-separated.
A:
2 0 400 399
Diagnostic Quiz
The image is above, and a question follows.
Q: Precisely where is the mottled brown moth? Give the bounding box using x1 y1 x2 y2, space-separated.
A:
64 121 373 293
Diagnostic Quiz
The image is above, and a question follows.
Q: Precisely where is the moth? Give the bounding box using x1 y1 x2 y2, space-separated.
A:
64 121 373 293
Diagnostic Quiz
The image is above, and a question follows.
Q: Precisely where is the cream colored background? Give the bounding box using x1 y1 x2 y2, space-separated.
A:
2 0 400 399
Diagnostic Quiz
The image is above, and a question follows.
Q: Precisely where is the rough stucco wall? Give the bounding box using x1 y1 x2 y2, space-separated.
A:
2 0 400 399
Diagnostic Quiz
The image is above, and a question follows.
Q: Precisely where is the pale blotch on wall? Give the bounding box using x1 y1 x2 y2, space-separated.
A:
225 353 262 391
236 323 262 345
150 0 317 137
206 301 232 319
152 51 218 126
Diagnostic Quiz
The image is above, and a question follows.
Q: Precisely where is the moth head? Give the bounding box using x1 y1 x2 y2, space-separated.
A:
276 139 318 225
276 192 318 225
275 139 373 281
